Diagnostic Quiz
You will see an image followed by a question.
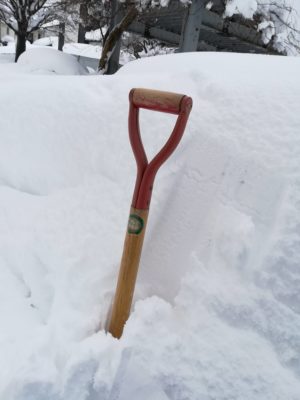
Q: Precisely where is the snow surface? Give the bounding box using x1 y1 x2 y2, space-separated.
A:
32 35 174 65
33 36 59 48
1 38 175 73
0 51 300 399
0 42 19 55
18 48 88 75
33 37 102 61
0 35 15 44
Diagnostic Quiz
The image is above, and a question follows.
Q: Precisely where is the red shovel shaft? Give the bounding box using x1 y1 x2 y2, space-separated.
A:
108 89 192 339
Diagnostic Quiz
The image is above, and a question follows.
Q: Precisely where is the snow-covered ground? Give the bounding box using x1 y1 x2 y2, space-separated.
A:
0 38 102 58
32 37 102 60
17 48 88 75
0 51 300 400
1 36 175 70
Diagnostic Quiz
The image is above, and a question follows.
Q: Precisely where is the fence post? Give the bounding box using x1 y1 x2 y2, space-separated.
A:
179 0 205 52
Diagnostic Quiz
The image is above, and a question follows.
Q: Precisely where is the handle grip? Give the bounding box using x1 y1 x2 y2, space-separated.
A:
130 88 186 115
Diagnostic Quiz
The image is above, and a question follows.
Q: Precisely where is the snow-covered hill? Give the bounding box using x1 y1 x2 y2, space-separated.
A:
0 51 299 400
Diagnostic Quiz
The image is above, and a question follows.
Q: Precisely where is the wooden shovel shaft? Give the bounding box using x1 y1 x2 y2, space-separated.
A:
108 207 149 339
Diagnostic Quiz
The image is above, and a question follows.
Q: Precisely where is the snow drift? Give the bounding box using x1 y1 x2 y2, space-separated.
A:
18 48 88 75
0 52 299 400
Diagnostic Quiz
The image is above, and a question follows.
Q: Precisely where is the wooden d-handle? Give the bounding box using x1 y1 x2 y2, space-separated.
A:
131 88 186 115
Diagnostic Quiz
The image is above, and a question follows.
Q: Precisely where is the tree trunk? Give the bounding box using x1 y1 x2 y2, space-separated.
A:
106 0 123 75
78 2 88 43
98 6 138 73
58 22 65 51
15 34 26 62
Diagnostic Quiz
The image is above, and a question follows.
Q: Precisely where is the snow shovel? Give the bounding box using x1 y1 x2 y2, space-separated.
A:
108 88 193 339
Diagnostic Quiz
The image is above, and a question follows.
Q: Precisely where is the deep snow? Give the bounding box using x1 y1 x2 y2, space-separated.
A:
0 51 300 400
18 48 88 75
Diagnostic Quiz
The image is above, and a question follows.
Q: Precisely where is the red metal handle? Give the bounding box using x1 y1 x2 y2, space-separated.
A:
129 88 193 210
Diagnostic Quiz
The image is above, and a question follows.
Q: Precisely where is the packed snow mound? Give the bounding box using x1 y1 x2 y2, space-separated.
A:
0 42 16 56
0 52 300 400
33 36 59 47
18 48 88 75
0 35 15 44
118 50 300 78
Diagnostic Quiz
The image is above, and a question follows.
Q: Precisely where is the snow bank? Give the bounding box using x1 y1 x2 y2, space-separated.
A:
0 42 16 55
0 53 14 63
18 48 88 75
33 36 59 48
0 52 300 399
0 35 15 44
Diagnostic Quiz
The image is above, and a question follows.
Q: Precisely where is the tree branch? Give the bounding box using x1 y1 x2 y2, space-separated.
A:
98 5 139 72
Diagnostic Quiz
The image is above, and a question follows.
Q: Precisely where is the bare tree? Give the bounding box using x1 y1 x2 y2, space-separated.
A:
0 0 64 61
99 1 139 73
97 0 179 73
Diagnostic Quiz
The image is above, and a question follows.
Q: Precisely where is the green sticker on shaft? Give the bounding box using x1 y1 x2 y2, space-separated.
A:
128 214 144 235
